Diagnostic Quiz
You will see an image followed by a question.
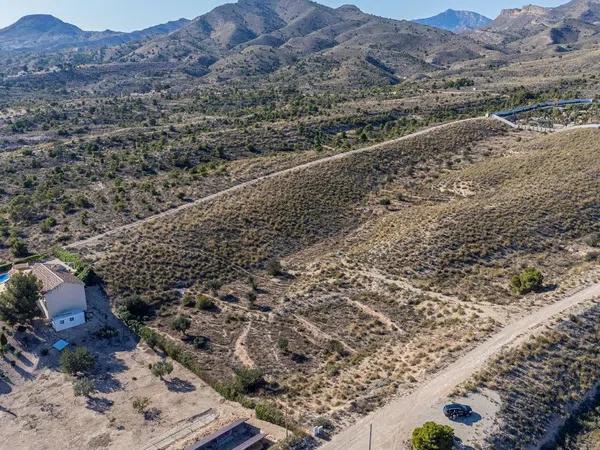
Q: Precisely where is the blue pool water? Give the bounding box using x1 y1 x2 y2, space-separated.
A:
0 273 9 284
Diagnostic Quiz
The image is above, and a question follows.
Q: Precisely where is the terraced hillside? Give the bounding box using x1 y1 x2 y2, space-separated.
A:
81 122 600 430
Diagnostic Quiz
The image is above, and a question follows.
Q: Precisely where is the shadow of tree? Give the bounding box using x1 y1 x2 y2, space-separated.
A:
165 377 196 393
144 407 162 421
0 378 12 394
539 283 559 293
0 404 17 417
16 352 33 367
291 353 310 364
454 436 476 450
86 396 114 414
93 372 123 394
221 294 239 303
9 360 35 381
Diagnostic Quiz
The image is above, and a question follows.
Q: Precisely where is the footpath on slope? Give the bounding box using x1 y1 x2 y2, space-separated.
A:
67 117 486 250
322 283 600 450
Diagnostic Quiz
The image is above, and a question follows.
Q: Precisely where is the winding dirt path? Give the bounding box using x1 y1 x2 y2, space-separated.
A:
322 283 600 450
294 315 355 354
67 117 486 250
346 298 401 332
233 322 255 368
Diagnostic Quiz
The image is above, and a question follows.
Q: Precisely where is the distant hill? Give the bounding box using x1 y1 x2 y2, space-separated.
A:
123 0 489 86
0 14 190 51
414 9 491 33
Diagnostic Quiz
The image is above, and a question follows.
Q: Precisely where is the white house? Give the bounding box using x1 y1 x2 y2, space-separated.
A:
31 263 87 331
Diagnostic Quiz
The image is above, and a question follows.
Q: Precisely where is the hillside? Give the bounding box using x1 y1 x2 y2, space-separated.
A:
414 9 492 33
77 121 600 430
470 0 600 50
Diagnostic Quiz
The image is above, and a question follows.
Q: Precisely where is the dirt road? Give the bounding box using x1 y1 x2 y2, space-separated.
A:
67 117 485 249
322 283 600 450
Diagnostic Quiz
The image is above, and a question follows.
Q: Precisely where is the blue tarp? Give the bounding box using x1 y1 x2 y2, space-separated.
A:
52 339 69 351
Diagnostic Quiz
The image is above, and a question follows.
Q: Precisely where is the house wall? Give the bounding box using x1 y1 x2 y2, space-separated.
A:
43 283 87 319
52 311 86 332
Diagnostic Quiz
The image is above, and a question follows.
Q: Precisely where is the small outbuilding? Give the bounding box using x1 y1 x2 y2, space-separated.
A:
31 263 87 331
186 419 268 450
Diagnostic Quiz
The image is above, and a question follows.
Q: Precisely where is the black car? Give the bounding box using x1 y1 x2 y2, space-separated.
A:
443 403 473 419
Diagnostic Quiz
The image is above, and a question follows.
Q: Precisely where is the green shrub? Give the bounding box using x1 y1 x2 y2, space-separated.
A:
10 239 28 258
266 259 283 276
41 217 57 233
193 335 209 349
277 337 289 353
132 396 150 414
151 360 173 379
95 326 118 339
139 326 159 348
234 367 264 394
584 232 600 248
72 377 95 397
327 339 346 356
118 297 152 320
171 315 191 335
196 295 215 311
411 422 454 450
255 402 286 427
206 280 222 296
182 295 195 307
52 247 97 285
0 273 41 324
60 347 95 375
510 268 544 295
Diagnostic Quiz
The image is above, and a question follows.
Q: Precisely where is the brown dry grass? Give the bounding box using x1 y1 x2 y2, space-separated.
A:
79 125 599 430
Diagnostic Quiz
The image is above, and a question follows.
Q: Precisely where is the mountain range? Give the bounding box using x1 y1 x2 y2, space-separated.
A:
120 0 488 85
0 0 598 88
0 14 190 52
414 9 492 33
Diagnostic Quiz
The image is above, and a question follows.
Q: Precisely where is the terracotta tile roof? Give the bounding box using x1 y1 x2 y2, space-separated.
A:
31 263 83 294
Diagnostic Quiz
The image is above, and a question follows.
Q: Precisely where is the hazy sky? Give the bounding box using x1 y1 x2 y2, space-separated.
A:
0 0 568 31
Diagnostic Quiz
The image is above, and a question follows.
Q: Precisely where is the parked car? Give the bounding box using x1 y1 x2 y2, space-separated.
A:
443 403 473 419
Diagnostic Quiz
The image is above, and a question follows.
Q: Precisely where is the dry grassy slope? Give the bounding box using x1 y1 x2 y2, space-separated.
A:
93 119 506 299
88 122 600 429
347 129 600 302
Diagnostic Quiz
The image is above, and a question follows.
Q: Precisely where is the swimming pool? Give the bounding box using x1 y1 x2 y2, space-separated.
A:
0 273 9 284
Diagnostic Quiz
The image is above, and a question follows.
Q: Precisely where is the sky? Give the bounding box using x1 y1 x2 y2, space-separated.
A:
0 0 568 32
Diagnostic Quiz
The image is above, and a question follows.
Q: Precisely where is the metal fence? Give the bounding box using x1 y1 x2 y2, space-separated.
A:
493 99 595 118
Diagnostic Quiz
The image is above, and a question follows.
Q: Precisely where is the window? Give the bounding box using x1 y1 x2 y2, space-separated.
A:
59 320 65 325
69 317 75 322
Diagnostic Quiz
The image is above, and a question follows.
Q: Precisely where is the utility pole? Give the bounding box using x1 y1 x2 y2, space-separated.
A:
368 423 372 450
